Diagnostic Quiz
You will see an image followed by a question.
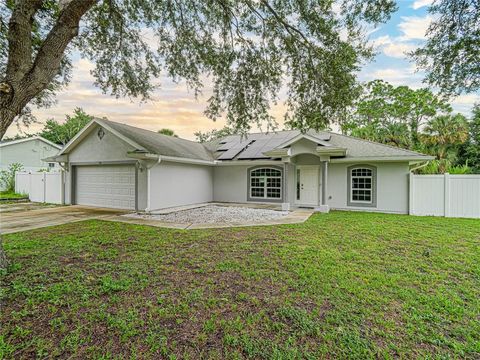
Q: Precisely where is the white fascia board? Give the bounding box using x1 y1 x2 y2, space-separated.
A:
126 152 159 160
262 148 291 157
159 155 216 166
43 154 69 162
316 147 347 156
330 156 435 163
215 160 281 166
127 152 214 166
0 136 62 149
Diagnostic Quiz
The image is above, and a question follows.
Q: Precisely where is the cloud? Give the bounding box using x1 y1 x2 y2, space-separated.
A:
360 65 426 89
398 15 433 40
372 35 418 58
450 94 480 115
371 15 434 59
411 0 433 10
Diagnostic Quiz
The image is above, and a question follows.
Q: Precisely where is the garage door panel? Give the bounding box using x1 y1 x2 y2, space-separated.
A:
75 165 136 210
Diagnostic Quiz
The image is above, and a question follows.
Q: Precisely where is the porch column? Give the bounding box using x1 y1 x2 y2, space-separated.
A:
282 159 290 211
316 158 330 213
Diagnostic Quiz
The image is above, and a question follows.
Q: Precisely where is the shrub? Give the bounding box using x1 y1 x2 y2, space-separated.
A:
0 163 24 192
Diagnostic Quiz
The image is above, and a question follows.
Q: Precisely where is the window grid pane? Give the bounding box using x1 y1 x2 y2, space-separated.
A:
351 168 373 203
250 168 282 199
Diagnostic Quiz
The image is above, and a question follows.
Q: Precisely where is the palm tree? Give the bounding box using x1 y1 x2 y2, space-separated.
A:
378 123 411 149
421 114 469 161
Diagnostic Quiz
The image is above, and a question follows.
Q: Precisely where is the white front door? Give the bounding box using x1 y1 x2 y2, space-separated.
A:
296 166 319 206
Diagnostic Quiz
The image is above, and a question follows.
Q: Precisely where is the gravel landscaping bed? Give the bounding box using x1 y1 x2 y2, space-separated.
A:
124 205 288 224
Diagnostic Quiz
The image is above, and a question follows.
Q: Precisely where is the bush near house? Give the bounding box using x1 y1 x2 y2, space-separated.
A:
0 163 23 193
1 212 479 359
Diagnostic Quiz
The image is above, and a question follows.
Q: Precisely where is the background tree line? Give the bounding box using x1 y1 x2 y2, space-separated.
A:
339 80 479 174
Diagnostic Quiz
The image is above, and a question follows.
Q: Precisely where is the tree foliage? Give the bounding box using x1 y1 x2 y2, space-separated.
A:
458 104 480 172
412 0 480 95
0 162 23 193
344 80 476 174
195 126 237 143
157 128 178 137
420 113 469 161
39 107 93 145
342 80 452 147
0 0 398 140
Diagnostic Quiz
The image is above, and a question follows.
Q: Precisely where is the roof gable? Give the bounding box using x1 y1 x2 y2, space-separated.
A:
58 119 146 155
59 118 214 162
0 136 62 150
275 133 333 149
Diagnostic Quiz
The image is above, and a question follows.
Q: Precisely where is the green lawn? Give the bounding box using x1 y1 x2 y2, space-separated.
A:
0 191 27 200
1 212 479 359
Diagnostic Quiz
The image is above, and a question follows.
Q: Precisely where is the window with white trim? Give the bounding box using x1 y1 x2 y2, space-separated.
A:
350 167 373 203
249 168 282 199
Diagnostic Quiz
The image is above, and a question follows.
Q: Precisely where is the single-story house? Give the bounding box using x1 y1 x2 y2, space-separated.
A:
47 118 434 214
0 136 62 172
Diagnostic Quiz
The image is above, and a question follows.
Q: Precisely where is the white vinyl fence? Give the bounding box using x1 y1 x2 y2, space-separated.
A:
15 171 63 204
410 174 480 218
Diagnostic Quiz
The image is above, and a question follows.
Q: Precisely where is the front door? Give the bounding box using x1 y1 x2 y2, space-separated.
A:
296 166 319 206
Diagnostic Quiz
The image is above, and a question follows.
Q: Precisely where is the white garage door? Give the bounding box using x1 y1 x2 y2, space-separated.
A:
75 165 136 210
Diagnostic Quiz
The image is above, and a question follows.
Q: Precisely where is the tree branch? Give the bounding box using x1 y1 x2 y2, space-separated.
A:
23 0 97 96
5 0 43 82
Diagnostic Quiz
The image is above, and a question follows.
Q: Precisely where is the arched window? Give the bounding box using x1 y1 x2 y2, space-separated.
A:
249 167 282 200
348 165 376 207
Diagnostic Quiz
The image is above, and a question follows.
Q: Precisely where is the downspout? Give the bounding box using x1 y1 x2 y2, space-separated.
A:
410 161 429 173
145 156 162 213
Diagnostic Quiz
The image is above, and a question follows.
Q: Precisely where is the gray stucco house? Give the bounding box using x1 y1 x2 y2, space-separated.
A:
47 118 433 213
0 136 61 172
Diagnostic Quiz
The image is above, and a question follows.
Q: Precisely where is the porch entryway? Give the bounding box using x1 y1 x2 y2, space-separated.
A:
295 165 320 207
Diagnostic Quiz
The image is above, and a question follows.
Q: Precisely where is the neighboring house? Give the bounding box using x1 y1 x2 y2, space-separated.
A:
46 118 433 213
0 136 62 172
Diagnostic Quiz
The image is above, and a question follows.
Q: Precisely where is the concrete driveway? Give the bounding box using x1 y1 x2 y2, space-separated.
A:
0 204 128 234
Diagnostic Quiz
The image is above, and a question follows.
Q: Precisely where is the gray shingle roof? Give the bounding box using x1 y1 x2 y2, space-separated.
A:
325 132 430 159
212 129 430 160
93 119 431 162
99 119 215 161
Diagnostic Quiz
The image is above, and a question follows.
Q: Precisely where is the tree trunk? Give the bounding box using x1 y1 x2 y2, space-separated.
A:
0 0 97 140
0 105 18 140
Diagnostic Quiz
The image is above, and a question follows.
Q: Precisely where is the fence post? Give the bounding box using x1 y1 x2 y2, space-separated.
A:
444 173 450 217
409 173 415 215
43 172 47 203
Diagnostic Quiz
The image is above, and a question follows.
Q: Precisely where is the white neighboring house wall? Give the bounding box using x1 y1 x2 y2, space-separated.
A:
0 137 62 172
15 171 63 204
0 137 62 191
410 174 480 218
148 161 213 211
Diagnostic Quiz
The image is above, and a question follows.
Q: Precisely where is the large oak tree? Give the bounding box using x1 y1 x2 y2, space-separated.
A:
0 0 399 269
412 0 480 95
0 0 398 140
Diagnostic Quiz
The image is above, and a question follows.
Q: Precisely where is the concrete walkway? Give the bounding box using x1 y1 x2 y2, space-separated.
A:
0 203 314 234
0 205 127 234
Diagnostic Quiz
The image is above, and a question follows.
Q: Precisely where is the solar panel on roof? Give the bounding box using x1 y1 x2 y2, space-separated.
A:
237 138 271 159
217 139 256 160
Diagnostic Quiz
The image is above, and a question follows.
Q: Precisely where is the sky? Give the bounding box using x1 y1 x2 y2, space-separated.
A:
6 0 480 140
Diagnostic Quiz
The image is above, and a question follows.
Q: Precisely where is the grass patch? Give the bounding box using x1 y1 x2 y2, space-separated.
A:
0 191 27 200
1 211 479 358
